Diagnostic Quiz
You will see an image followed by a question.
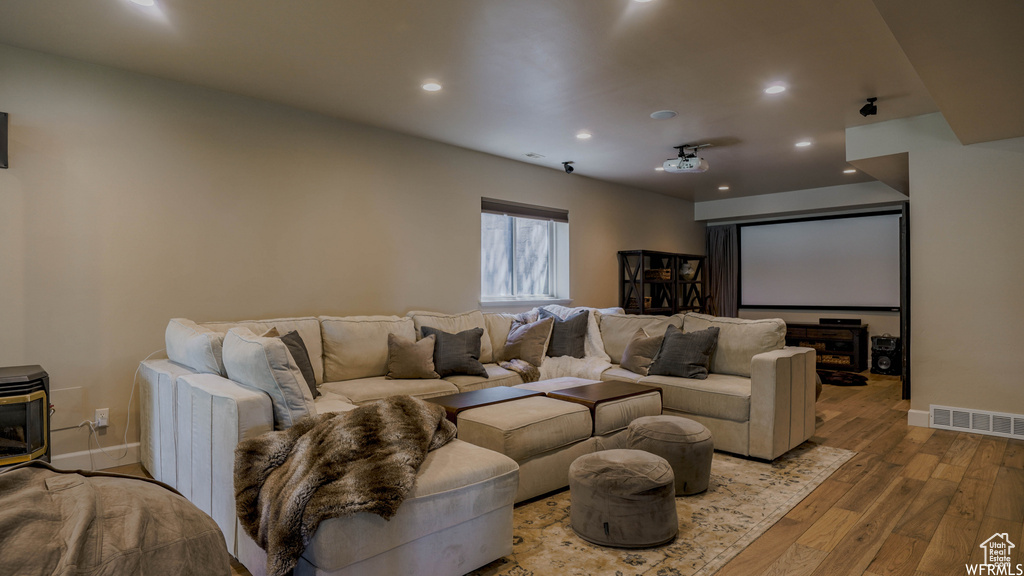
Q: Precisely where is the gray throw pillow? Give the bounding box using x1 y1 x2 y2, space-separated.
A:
620 328 664 377
385 333 440 379
648 325 720 379
539 308 589 358
421 326 488 378
279 330 320 398
499 317 555 366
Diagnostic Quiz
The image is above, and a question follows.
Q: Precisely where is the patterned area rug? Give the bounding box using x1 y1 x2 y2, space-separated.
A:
469 442 854 576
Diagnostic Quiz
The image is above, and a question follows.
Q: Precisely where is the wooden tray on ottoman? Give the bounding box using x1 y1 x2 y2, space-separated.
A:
545 380 663 435
427 387 545 424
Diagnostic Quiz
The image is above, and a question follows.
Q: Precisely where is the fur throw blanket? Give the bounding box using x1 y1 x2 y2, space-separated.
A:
234 395 457 576
499 358 541 383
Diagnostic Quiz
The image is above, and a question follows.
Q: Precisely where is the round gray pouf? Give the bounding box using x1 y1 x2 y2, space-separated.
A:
569 449 678 548
627 415 714 496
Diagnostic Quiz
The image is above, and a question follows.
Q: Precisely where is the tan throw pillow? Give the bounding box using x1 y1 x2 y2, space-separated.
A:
386 333 440 380
261 327 281 338
620 328 664 377
499 317 555 366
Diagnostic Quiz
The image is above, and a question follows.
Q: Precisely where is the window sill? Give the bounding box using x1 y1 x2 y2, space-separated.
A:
479 297 573 309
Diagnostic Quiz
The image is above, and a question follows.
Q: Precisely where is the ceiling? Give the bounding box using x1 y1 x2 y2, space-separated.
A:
0 0 1017 202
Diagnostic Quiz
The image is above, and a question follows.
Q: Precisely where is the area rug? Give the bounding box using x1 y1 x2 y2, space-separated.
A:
818 370 868 386
468 441 854 576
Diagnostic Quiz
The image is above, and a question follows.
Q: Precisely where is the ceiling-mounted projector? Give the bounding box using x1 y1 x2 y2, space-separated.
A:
663 143 711 173
663 156 709 173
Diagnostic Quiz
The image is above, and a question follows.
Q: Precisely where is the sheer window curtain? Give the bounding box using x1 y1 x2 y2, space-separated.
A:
706 225 738 318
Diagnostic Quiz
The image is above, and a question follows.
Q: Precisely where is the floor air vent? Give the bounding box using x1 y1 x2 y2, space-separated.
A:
930 405 1024 439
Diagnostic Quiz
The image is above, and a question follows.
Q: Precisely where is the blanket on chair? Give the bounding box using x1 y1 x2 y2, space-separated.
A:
234 395 457 576
0 461 230 576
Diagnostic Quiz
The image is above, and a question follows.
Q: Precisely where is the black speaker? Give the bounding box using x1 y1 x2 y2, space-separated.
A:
871 335 901 375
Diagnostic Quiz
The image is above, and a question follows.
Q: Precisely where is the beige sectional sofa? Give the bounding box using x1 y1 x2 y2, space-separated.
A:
139 306 815 576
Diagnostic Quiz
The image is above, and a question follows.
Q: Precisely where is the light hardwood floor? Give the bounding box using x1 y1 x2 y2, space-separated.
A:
718 373 1024 576
111 373 1024 576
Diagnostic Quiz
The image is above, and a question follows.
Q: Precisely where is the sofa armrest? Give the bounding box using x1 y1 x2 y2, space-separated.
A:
176 373 273 556
139 357 195 487
748 347 816 460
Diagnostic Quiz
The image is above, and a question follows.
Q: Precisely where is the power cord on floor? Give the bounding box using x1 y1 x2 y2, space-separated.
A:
76 348 165 470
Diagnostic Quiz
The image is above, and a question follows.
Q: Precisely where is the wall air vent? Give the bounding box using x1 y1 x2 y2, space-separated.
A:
930 405 1024 439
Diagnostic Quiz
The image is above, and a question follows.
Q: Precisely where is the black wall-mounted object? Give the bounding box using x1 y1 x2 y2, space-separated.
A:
1 112 7 169
871 335 902 376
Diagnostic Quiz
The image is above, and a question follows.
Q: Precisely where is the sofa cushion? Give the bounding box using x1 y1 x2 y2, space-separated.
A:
301 439 518 571
600 365 644 383
165 319 225 376
313 392 358 414
539 308 589 358
483 313 516 361
385 333 439 380
620 328 664 377
649 325 719 380
456 396 592 461
319 377 458 406
597 313 683 364
407 310 494 363
640 373 751 422
444 364 524 392
421 326 488 378
279 330 319 398
682 313 786 378
498 317 554 365
222 327 316 430
201 317 324 384
320 316 416 381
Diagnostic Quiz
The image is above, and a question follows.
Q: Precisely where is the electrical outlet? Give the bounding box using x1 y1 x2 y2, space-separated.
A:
95 408 109 428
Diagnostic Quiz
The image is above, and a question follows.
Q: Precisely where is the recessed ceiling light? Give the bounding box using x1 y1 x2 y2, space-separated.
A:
843 168 857 174
576 132 592 140
128 0 156 6
795 141 812 147
634 0 654 3
655 167 665 171
718 185 730 191
764 83 787 95
650 110 678 120
421 82 442 92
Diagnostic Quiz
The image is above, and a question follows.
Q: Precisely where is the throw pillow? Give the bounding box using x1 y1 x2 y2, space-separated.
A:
620 328 664 376
539 308 589 358
648 325 720 380
222 327 316 430
499 317 555 366
385 333 440 379
421 326 488 378
279 330 320 398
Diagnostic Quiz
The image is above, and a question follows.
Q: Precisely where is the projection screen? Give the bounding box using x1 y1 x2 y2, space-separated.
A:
739 213 901 309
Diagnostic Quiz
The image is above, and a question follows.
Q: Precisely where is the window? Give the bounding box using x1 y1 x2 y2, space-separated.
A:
481 198 569 303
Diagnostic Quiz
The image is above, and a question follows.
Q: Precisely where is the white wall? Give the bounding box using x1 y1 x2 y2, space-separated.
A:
0 45 705 462
848 113 1024 417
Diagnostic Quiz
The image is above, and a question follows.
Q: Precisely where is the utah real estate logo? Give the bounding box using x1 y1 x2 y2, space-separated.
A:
968 533 1023 575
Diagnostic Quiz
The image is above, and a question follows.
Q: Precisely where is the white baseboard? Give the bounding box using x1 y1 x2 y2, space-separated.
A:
51 442 140 471
907 409 930 428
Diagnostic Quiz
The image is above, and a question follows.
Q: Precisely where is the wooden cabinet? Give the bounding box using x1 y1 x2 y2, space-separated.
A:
785 323 868 372
618 250 706 315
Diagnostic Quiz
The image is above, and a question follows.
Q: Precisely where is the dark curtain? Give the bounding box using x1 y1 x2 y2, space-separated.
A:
706 225 738 317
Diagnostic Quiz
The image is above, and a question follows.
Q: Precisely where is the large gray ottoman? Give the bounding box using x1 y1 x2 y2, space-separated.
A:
627 415 714 496
568 449 678 548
